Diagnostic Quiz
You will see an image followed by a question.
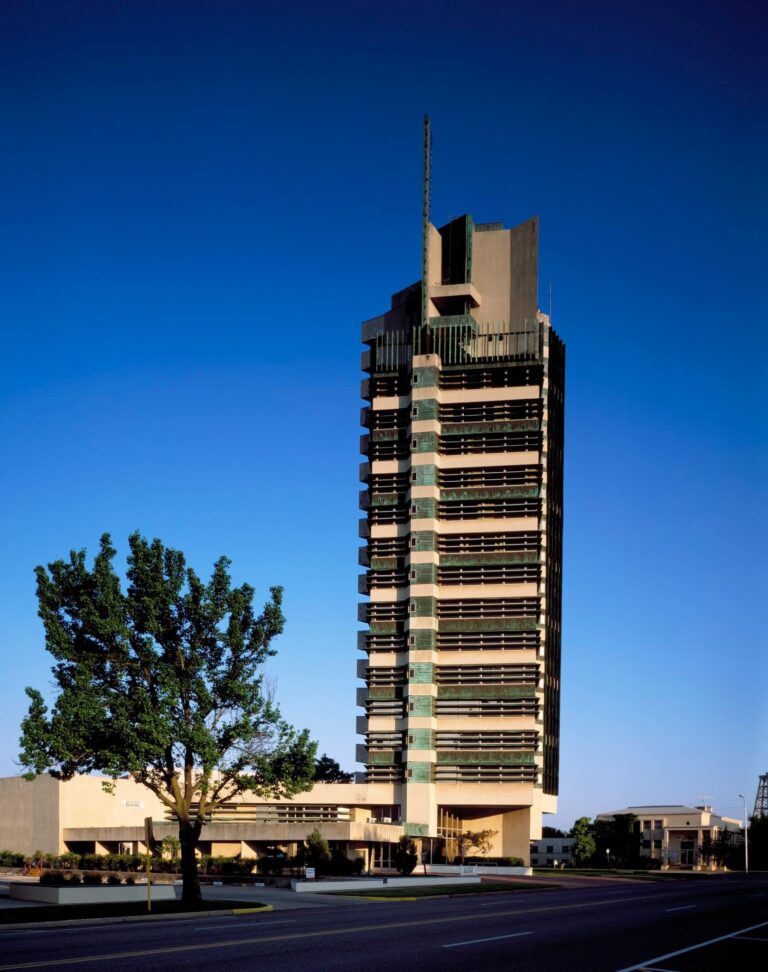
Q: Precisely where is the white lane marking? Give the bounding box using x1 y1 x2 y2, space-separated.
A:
444 931 532 948
613 919 768 971
749 892 766 898
732 935 768 942
0 915 296 937
193 920 296 931
664 905 695 912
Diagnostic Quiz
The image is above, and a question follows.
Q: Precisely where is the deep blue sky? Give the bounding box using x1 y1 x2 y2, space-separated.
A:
1 0 765 828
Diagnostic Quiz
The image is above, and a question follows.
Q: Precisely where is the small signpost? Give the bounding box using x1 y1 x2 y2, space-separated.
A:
144 817 154 912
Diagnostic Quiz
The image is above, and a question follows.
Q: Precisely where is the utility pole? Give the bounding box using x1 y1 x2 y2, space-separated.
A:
739 794 749 875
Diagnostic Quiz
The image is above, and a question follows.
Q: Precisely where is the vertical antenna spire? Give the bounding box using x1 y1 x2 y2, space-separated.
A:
421 114 432 330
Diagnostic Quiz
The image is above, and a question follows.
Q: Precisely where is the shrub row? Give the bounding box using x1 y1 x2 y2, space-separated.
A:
40 871 138 886
6 850 260 875
256 850 365 877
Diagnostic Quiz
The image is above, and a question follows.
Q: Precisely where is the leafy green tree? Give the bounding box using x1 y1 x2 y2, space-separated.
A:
594 814 642 867
699 831 715 868
542 826 566 838
748 814 768 870
304 827 332 872
19 533 316 905
456 828 498 863
162 835 181 861
393 836 418 875
314 754 354 783
569 817 596 866
713 818 757 871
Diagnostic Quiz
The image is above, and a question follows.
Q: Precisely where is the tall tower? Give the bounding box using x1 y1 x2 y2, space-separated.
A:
755 773 768 817
357 201 565 861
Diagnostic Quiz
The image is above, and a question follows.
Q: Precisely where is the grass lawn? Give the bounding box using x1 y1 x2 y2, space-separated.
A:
0 898 265 925
323 881 560 899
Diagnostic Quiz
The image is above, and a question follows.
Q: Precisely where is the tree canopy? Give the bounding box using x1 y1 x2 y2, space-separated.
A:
569 816 596 866
19 533 317 902
314 754 354 783
456 829 497 862
393 835 418 875
593 814 642 867
542 826 566 838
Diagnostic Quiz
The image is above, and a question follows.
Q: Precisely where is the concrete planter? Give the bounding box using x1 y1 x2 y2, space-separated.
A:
291 876 480 893
424 864 533 877
10 884 177 905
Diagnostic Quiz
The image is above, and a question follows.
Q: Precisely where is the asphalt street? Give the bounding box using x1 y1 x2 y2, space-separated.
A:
0 874 765 971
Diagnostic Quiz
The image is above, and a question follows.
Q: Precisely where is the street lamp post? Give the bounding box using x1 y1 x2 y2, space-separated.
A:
738 793 749 875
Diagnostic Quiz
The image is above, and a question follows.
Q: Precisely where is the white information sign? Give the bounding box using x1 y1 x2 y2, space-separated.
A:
305 867 316 879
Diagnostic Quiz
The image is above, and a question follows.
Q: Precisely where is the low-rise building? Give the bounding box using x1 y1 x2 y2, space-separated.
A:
0 774 410 871
530 836 573 867
596 804 742 869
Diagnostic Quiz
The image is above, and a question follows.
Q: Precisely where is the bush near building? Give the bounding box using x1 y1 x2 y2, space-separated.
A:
2 849 265 876
393 836 418 876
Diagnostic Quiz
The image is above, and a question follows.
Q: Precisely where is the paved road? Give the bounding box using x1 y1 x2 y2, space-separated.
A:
0 874 765 971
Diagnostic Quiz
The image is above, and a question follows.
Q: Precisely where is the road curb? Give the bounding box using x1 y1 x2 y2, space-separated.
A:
342 896 417 902
321 885 563 902
0 904 272 932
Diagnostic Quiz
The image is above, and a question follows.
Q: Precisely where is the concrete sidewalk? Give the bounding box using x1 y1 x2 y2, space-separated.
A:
201 883 385 909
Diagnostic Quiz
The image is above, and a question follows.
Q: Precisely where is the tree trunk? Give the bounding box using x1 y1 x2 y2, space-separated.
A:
179 819 203 906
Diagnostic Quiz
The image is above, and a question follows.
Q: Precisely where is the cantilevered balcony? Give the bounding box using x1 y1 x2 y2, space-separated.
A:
439 400 542 423
437 597 540 620
437 531 540 555
435 664 540 686
434 763 537 783
439 427 541 456
437 562 540 585
436 629 540 651
438 465 540 490
439 361 544 390
434 730 539 751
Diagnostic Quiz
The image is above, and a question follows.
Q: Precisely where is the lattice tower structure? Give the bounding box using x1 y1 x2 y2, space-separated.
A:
755 773 768 817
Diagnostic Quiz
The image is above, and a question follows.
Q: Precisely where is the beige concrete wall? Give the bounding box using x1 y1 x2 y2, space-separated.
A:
59 776 167 836
65 820 405 847
501 807 537 864
0 775 60 856
472 228 511 326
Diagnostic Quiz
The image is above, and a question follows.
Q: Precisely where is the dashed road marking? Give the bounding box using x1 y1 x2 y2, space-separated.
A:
444 931 533 948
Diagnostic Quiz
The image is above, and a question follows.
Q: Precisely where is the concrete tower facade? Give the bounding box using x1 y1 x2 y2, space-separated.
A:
358 213 565 859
